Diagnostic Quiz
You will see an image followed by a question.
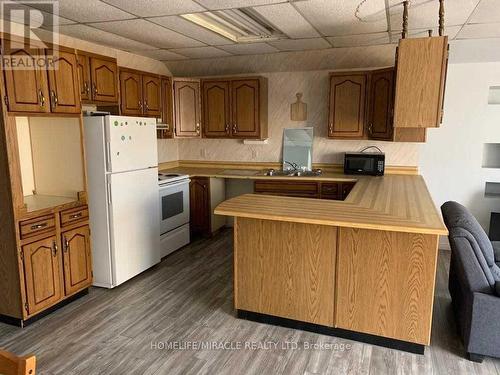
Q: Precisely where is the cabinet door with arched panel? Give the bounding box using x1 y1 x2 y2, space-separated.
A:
120 70 143 116
61 225 92 296
22 235 63 315
328 73 367 139
142 75 161 117
174 79 201 137
90 57 118 103
231 79 260 138
367 68 394 141
47 50 81 114
202 80 231 138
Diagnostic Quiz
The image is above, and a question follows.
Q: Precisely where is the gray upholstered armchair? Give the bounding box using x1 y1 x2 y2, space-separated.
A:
441 201 500 362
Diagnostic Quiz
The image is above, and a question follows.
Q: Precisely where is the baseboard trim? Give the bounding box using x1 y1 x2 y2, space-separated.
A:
237 309 425 355
0 288 89 328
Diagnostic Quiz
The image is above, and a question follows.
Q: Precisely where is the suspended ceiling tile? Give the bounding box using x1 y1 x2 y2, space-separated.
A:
195 0 286 10
456 23 500 39
252 2 319 38
88 19 205 48
169 46 232 58
218 42 279 54
390 26 462 42
388 0 480 31
469 0 500 23
148 15 233 45
103 0 206 17
31 0 135 23
294 0 387 36
58 24 157 51
137 49 188 61
327 32 390 48
268 37 330 51
2 4 76 26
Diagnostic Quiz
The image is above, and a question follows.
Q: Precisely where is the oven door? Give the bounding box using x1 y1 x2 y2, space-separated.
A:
159 179 190 235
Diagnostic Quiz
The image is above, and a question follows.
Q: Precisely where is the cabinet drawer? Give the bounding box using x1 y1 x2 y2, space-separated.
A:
60 206 89 227
20 215 56 239
321 183 339 195
254 181 318 198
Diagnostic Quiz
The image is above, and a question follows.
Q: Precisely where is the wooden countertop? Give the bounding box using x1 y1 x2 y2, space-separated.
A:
161 166 447 236
160 166 358 182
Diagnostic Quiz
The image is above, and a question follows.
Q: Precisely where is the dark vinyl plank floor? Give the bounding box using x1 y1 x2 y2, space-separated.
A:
1 229 500 375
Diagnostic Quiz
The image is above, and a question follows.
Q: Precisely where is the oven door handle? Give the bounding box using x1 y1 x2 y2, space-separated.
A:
159 179 191 191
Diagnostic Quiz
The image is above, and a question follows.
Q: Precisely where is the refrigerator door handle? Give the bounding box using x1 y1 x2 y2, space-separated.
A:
107 182 112 205
105 141 112 172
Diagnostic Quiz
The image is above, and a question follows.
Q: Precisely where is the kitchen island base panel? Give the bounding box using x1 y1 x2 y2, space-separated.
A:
234 217 336 327
236 309 425 355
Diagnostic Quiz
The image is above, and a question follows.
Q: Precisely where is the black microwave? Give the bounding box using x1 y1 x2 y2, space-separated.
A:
344 152 385 176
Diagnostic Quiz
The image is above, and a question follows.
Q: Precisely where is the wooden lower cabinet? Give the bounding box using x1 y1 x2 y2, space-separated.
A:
254 180 356 201
335 228 439 345
62 226 92 296
190 177 211 237
10 209 92 321
22 235 63 315
189 177 226 238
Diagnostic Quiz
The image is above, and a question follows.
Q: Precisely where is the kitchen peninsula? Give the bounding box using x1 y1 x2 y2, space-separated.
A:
213 172 447 353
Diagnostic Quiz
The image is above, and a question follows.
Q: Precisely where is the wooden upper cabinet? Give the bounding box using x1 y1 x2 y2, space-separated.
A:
231 79 260 138
120 70 142 116
22 235 63 315
47 50 81 114
76 53 91 101
174 79 201 137
142 75 161 117
202 81 230 137
159 77 174 138
393 36 448 128
90 57 119 103
62 225 92 296
3 47 50 113
367 69 394 141
328 73 366 139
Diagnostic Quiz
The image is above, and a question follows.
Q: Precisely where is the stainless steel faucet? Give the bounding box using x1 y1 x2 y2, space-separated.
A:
284 160 299 170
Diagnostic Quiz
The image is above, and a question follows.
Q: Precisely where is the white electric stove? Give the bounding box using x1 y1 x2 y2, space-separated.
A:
158 172 190 258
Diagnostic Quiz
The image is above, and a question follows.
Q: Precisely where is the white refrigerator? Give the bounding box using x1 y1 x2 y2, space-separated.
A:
84 115 160 288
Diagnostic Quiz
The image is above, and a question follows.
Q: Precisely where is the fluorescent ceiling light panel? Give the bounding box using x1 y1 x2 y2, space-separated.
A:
181 9 285 43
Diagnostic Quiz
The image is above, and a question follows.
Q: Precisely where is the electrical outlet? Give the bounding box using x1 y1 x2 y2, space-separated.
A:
251 148 257 159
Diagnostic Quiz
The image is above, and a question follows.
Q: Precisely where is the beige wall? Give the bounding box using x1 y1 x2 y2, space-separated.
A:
174 69 420 166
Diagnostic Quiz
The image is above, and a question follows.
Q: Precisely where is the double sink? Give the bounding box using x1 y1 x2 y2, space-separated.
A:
264 169 322 177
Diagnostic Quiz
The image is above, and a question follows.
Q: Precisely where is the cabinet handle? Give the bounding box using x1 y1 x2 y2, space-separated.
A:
368 123 373 134
50 90 58 108
196 123 200 135
69 212 82 219
329 122 333 134
38 90 45 107
83 81 89 95
139 101 143 111
64 236 69 253
52 241 58 257
232 124 237 134
92 83 98 96
30 222 47 230
225 124 230 134
144 100 149 111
